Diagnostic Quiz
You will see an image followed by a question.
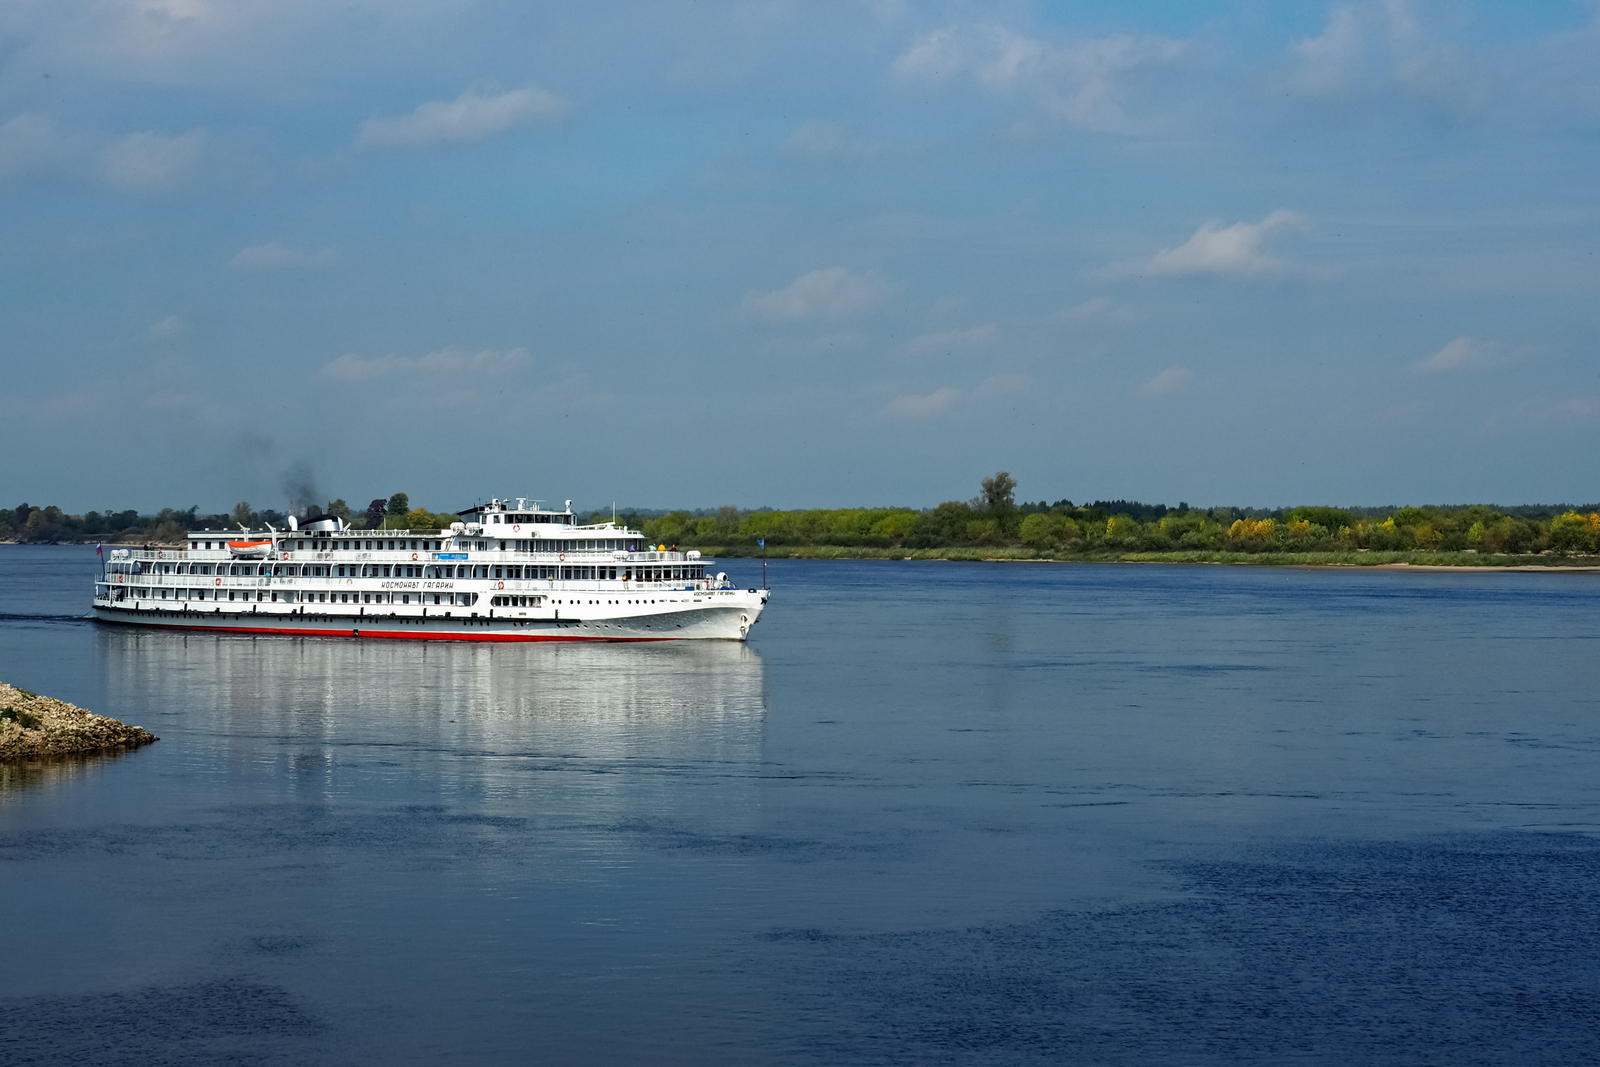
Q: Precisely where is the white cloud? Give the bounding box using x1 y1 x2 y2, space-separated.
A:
1551 396 1600 419
882 386 959 418
97 129 204 191
1415 336 1516 373
1053 297 1136 324
1286 1 1490 115
229 242 337 270
149 315 191 339
1141 366 1194 396
783 120 887 160
356 86 567 149
893 24 1186 131
0 114 78 178
1494 394 1600 428
900 324 997 357
321 347 529 382
975 372 1030 398
1107 210 1312 280
743 267 892 321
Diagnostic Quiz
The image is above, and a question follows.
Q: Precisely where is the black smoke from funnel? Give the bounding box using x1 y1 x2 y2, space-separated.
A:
282 460 320 518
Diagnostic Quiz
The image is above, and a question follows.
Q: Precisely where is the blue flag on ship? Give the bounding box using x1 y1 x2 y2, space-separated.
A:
757 539 765 548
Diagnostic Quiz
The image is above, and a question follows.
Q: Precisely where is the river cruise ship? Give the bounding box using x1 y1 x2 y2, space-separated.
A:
92 498 769 641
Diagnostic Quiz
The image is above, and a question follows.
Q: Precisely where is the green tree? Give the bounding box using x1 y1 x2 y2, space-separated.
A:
1105 514 1140 541
387 493 410 516
232 501 254 526
965 519 1001 543
1020 512 1054 547
1549 511 1600 554
980 471 1017 513
870 511 918 541
1285 506 1354 529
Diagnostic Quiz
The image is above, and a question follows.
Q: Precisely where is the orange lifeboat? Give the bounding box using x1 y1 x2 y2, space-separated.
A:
228 539 274 559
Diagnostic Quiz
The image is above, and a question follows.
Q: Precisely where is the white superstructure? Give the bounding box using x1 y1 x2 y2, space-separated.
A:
92 498 769 642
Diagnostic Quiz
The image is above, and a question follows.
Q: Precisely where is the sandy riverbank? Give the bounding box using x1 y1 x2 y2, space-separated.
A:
0 682 158 761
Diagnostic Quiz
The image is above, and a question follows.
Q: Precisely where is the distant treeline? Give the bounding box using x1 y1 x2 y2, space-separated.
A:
606 473 1600 557
11 473 1600 556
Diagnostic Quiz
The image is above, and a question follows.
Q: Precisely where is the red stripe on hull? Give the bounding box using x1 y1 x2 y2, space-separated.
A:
94 617 677 642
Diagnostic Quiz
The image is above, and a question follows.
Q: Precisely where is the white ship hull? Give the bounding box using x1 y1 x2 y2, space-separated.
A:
91 592 766 642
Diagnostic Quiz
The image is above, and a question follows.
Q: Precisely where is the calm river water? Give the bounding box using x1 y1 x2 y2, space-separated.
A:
3 545 1599 1065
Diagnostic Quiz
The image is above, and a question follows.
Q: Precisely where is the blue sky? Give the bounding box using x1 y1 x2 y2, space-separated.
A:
3 0 1599 514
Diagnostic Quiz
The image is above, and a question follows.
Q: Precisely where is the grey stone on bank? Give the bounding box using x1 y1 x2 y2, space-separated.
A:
0 682 157 760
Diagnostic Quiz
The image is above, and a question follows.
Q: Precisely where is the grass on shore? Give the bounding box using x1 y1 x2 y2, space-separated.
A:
697 545 1600 568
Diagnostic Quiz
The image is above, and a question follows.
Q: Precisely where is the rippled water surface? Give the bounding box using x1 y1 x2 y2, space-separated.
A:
3 545 1600 1065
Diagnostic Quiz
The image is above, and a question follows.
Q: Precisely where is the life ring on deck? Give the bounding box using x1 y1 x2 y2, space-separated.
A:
157 550 164 558
513 525 521 532
281 552 289 560
412 552 418 560
558 552 566 562
214 577 222 586
497 581 505 590
117 575 124 583
347 578 353 585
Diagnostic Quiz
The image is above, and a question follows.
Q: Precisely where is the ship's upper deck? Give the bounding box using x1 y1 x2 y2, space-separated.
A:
166 496 681 560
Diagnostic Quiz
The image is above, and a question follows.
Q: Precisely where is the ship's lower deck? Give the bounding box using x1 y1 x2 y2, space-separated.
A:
91 590 768 642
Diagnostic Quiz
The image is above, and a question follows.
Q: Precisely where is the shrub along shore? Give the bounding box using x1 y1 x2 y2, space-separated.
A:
692 545 1600 568
0 682 158 761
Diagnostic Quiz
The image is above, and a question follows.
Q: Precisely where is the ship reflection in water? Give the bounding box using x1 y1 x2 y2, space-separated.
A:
99 626 768 835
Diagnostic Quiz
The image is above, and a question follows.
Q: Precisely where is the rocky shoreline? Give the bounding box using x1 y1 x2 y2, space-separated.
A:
0 682 158 761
